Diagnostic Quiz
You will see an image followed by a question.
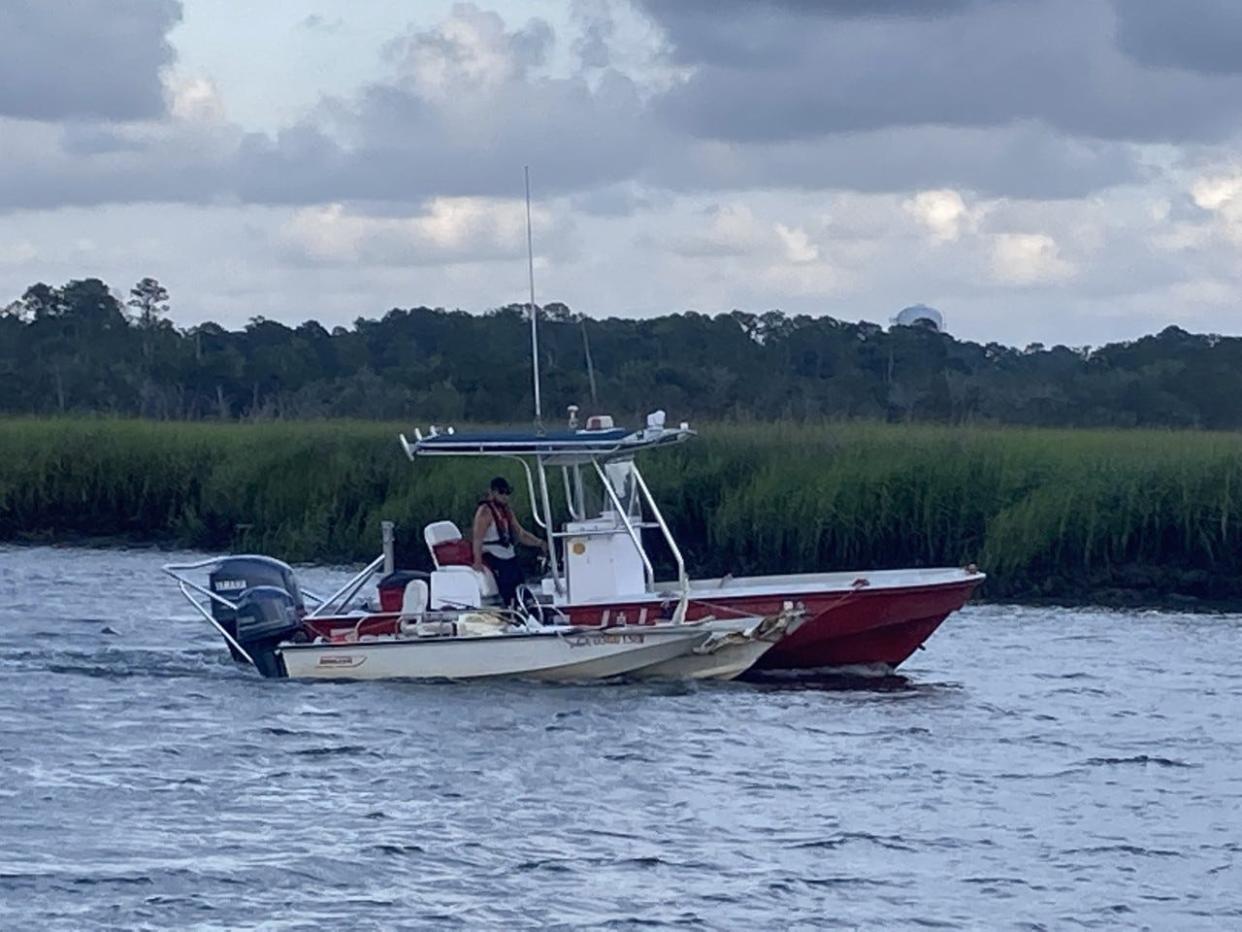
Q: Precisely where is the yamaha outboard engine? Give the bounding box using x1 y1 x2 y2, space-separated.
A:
208 557 307 677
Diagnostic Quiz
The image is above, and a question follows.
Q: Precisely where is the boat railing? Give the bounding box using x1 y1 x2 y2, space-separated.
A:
499 454 546 530
162 563 242 615
162 555 329 606
533 454 563 592
561 466 583 521
161 562 257 665
591 458 656 588
307 554 386 618
629 462 688 594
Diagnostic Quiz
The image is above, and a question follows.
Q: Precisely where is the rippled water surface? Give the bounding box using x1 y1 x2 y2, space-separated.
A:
2 546 1241 930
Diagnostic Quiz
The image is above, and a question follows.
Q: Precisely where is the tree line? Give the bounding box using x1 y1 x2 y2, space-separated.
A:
2 277 1241 428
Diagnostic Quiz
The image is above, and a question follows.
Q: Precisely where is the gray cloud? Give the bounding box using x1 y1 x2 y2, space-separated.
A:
646 122 1140 200
226 7 648 206
572 0 616 69
380 5 554 80
1114 0 1242 75
219 0 1150 205
642 0 1242 145
0 0 1215 215
231 69 649 207
0 0 182 121
0 118 230 211
0 6 651 214
637 0 978 68
570 182 663 216
299 14 344 34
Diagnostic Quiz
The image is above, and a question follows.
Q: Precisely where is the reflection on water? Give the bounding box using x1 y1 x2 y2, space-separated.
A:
2 545 1241 929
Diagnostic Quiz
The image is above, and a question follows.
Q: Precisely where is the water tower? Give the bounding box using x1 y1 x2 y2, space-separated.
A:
892 304 945 332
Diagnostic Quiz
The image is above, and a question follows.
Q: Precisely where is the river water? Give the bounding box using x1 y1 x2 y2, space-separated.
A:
0 545 1239 930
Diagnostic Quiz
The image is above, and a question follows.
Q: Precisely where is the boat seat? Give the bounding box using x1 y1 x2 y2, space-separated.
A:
399 579 429 621
424 520 499 599
425 520 472 568
431 568 480 609
398 579 436 637
431 567 499 606
443 566 499 599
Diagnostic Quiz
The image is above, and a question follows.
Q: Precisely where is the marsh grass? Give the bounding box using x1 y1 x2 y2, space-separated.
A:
3 417 1242 602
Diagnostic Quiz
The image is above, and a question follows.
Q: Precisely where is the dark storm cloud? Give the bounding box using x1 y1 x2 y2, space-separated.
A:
0 0 182 120
1114 0 1242 75
641 0 1242 144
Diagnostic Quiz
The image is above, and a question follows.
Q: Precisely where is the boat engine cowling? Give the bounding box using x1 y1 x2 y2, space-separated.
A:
233 586 305 678
208 557 306 675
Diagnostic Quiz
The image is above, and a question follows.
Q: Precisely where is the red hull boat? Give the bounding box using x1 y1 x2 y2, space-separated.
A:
389 414 984 673
555 571 981 670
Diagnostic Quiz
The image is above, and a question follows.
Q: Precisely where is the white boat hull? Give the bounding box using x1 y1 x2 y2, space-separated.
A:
631 638 773 681
632 611 805 681
278 626 708 681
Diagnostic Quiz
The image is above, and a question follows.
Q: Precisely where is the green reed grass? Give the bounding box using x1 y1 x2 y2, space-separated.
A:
3 417 1242 603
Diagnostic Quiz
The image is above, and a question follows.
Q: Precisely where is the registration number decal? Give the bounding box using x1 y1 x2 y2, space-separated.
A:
317 654 366 668
568 633 646 648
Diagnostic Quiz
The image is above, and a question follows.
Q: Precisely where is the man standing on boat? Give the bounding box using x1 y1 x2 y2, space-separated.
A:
472 476 547 607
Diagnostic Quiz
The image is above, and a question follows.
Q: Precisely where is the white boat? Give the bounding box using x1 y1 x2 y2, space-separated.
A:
163 553 801 682
279 623 710 682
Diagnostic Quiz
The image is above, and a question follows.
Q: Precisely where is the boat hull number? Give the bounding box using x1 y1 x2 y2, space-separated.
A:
567 633 646 648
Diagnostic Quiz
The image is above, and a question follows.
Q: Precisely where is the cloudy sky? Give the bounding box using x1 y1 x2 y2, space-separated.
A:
2 0 1242 346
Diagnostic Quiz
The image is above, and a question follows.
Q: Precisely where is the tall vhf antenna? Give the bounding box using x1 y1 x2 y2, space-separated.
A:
525 166 542 426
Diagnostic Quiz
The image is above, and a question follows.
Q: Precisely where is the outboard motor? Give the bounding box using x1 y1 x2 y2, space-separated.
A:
232 586 304 677
208 557 306 677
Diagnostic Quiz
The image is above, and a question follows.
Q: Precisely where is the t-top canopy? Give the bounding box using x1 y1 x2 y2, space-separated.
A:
399 421 694 463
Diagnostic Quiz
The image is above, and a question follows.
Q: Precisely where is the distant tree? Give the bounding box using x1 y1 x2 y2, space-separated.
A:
21 282 63 320
5 274 1242 429
61 278 127 329
128 277 170 329
542 302 578 322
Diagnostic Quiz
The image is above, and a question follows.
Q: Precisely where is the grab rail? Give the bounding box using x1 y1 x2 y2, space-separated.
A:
307 555 385 618
591 458 655 590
